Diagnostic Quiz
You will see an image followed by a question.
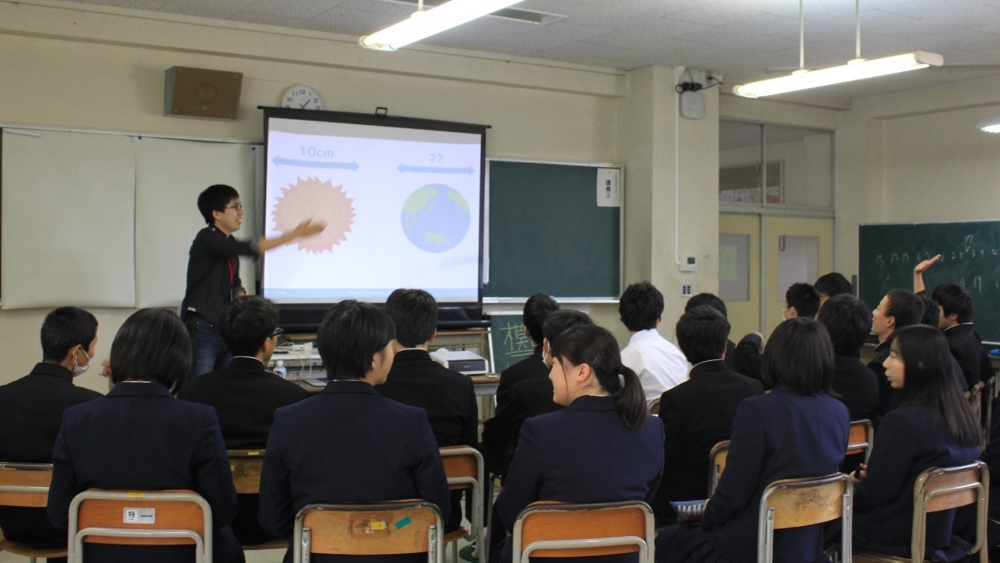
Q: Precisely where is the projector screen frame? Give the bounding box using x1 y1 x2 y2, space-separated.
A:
258 106 490 332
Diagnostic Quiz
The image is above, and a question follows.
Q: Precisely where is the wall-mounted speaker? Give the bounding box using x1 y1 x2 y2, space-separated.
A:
164 66 243 120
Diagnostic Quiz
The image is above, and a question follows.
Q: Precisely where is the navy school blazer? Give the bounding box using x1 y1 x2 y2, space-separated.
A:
495 395 664 563
258 380 451 563
854 404 979 560
700 385 849 563
46 382 243 563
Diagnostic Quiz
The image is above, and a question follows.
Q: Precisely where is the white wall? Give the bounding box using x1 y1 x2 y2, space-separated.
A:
835 75 1000 283
0 0 713 386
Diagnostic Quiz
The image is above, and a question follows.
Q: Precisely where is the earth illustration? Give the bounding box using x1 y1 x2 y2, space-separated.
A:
401 184 470 253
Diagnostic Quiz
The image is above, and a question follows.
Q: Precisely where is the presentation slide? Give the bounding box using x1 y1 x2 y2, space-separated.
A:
262 116 483 304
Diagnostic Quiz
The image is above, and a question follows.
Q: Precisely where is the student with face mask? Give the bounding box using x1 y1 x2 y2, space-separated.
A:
0 306 104 558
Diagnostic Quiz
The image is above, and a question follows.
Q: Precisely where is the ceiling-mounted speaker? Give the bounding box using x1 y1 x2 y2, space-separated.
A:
164 66 243 120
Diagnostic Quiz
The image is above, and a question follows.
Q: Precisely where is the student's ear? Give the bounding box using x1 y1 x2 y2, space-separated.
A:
654 317 661 328
886 315 897 331
428 331 437 343
576 362 594 384
788 307 799 319
523 326 533 342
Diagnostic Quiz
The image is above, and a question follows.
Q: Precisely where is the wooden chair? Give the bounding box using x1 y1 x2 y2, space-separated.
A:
292 500 443 563
847 419 875 464
984 376 999 448
440 445 485 563
707 440 730 497
758 473 853 563
67 489 212 563
227 449 288 551
511 501 655 563
0 463 68 562
855 462 988 563
648 397 661 416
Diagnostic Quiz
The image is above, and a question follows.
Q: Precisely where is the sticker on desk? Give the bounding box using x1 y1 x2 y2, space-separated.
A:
123 507 156 524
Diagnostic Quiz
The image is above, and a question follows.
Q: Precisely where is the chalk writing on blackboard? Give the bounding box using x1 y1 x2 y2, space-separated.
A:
500 320 534 359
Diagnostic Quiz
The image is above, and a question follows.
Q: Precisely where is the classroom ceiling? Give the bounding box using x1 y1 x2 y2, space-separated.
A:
69 0 1000 100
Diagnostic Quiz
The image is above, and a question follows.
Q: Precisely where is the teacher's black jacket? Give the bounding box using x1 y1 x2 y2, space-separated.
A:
0 363 102 549
47 382 243 563
181 226 257 325
259 380 451 563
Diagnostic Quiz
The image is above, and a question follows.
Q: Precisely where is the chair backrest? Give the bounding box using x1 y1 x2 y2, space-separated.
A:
757 473 853 563
910 462 988 562
292 501 443 563
707 440 729 497
227 449 264 495
0 462 53 508
67 489 212 563
846 419 874 464
439 446 485 562
511 501 655 563
985 376 999 448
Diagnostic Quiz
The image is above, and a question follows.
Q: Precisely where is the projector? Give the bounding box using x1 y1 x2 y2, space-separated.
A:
429 349 489 375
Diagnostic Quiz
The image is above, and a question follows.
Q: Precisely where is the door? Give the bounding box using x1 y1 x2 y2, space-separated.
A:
719 213 760 341
763 216 834 337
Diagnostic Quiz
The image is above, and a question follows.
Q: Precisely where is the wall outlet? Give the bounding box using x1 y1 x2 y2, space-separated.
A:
681 283 693 297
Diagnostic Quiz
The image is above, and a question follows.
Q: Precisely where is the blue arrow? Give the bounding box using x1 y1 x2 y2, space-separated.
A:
272 156 359 171
398 164 473 175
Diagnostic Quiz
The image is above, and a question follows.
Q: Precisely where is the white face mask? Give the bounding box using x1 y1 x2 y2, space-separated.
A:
73 348 91 377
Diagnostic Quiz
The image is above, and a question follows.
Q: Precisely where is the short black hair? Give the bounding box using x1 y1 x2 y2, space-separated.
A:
384 289 437 348
317 300 395 380
676 305 730 364
814 273 853 298
762 318 834 395
542 310 593 344
685 293 727 318
931 283 974 324
884 289 924 329
816 294 871 356
523 294 559 345
197 184 239 224
110 309 191 393
219 296 279 357
619 281 664 332
41 307 98 363
918 293 941 327
785 283 821 318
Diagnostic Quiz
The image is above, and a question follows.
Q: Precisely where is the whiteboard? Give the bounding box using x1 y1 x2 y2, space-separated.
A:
135 138 257 308
1 130 136 308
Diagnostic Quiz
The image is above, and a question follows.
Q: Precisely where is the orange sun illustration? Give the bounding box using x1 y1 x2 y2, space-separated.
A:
272 177 355 254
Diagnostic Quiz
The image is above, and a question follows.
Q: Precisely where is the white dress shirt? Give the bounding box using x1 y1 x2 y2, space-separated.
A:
620 328 690 403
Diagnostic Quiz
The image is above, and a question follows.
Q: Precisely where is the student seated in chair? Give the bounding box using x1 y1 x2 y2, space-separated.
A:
814 272 853 306
0 307 103 561
816 294 880 421
656 318 848 563
258 300 451 563
870 289 925 421
914 255 987 391
619 281 689 404
375 288 477 533
47 308 244 563
684 293 740 373
177 295 308 546
650 305 763 526
783 282 821 320
494 293 559 409
495 323 664 563
851 325 980 561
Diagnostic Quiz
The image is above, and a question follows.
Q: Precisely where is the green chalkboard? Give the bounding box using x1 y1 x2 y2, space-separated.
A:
858 221 1000 343
485 160 621 298
489 313 535 372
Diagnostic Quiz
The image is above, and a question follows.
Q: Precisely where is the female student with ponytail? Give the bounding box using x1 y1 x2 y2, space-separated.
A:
494 323 664 563
851 324 980 561
656 318 849 563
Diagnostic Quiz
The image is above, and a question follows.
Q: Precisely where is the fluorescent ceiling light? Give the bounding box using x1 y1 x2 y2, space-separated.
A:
733 52 943 98
979 123 1000 134
360 0 526 51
